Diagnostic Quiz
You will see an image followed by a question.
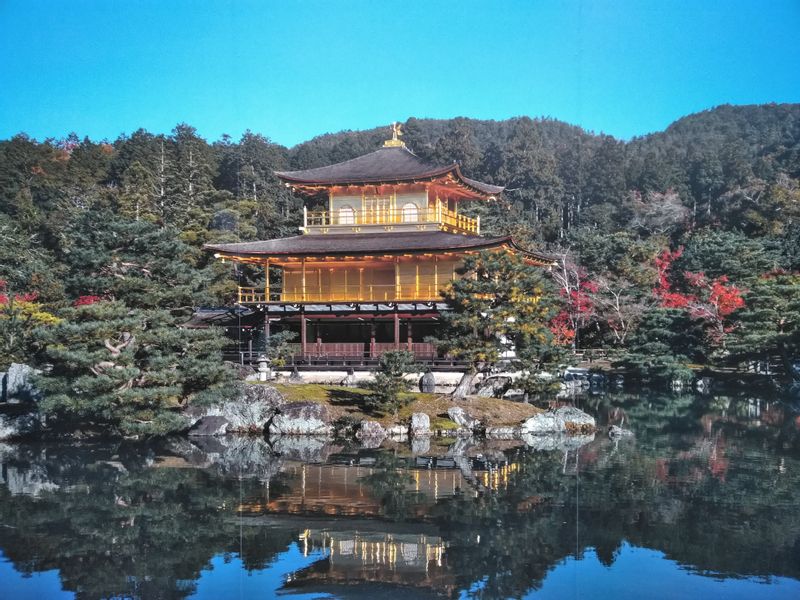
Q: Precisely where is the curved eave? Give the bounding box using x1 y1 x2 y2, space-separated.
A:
506 240 557 267
204 235 552 267
276 164 504 199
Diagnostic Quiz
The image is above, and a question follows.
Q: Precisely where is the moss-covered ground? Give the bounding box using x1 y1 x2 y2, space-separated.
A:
269 383 541 428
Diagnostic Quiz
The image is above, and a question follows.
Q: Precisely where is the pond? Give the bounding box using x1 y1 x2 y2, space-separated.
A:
1 390 799 599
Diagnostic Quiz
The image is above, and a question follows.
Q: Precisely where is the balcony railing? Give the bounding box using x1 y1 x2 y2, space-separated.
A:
238 284 442 304
304 204 479 234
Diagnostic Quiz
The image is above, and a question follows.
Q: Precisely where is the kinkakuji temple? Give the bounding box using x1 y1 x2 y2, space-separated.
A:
204 125 551 367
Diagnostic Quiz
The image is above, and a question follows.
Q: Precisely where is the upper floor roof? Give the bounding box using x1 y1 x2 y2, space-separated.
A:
276 145 503 199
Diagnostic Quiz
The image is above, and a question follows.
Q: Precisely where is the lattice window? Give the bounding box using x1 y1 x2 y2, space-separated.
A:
362 194 392 224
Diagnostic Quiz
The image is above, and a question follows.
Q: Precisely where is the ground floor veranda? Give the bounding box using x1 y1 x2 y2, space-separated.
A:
216 302 468 370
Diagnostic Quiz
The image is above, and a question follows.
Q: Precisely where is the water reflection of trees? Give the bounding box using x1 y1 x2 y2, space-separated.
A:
0 391 798 600
0 443 296 599
424 393 800 599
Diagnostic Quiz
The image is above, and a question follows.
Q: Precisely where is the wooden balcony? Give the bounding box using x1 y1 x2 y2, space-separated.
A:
303 204 479 235
238 284 441 304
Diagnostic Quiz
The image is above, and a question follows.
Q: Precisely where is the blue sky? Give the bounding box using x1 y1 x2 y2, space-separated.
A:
1 0 798 147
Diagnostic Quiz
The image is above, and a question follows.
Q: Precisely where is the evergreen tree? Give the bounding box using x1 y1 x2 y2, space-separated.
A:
727 272 800 378
33 300 235 436
431 250 560 399
675 229 778 283
365 350 419 416
617 308 703 385
60 210 215 310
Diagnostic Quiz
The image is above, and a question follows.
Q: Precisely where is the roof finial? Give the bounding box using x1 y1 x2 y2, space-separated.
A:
383 122 405 147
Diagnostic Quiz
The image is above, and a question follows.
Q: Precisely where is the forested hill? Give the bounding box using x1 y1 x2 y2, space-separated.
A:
2 103 800 421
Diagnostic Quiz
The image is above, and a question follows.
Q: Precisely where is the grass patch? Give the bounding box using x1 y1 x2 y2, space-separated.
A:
269 383 542 428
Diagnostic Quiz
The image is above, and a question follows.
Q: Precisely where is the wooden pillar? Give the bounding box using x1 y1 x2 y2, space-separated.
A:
394 257 400 300
301 258 307 302
393 311 400 350
407 320 413 352
264 260 270 301
370 321 376 358
300 309 307 358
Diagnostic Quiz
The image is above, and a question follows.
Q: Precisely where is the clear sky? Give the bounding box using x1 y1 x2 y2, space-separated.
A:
1 0 798 147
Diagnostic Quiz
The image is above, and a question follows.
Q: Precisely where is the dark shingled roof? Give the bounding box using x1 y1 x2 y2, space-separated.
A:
205 231 552 263
276 146 504 196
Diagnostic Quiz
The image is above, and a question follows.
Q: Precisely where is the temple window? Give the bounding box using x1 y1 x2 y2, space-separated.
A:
338 205 356 224
363 194 391 223
401 202 419 223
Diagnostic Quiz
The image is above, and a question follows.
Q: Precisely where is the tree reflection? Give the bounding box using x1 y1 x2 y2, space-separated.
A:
0 391 798 600
0 443 296 599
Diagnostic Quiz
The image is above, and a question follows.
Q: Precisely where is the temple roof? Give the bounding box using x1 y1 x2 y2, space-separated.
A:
276 145 503 197
206 230 551 263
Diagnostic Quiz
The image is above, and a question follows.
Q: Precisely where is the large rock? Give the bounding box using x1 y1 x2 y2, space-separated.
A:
0 413 39 440
191 384 285 434
356 420 386 443
519 406 595 435
447 407 482 431
476 375 512 398
3 363 41 402
188 415 231 437
268 402 333 436
409 412 431 437
419 371 436 393
386 424 408 438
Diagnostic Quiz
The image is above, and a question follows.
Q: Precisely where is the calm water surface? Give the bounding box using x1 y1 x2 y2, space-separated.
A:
1 391 799 599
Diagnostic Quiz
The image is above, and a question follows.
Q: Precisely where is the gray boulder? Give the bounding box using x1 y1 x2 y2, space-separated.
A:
447 406 482 431
356 420 386 442
3 363 41 402
519 406 595 435
476 375 511 398
191 384 284 433
386 424 408 438
271 435 339 462
188 415 231 437
409 412 431 437
268 402 333 436
419 370 436 393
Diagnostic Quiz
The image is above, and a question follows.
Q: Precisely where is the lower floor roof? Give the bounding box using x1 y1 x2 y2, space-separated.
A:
205 231 552 264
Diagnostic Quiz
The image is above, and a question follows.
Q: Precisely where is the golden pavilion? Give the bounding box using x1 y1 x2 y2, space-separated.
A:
205 125 549 366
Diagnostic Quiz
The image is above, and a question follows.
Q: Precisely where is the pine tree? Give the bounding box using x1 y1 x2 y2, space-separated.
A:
33 300 235 436
431 250 560 399
365 350 419 416
60 210 215 310
617 308 703 385
726 272 800 378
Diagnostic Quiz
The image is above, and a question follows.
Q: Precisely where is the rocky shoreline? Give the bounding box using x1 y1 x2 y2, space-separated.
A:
1 362 597 444
184 383 596 444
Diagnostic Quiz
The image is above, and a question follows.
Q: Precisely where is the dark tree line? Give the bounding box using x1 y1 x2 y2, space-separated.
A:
2 105 800 401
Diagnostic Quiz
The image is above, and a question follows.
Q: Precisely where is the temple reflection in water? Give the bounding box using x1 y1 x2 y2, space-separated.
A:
239 455 522 517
